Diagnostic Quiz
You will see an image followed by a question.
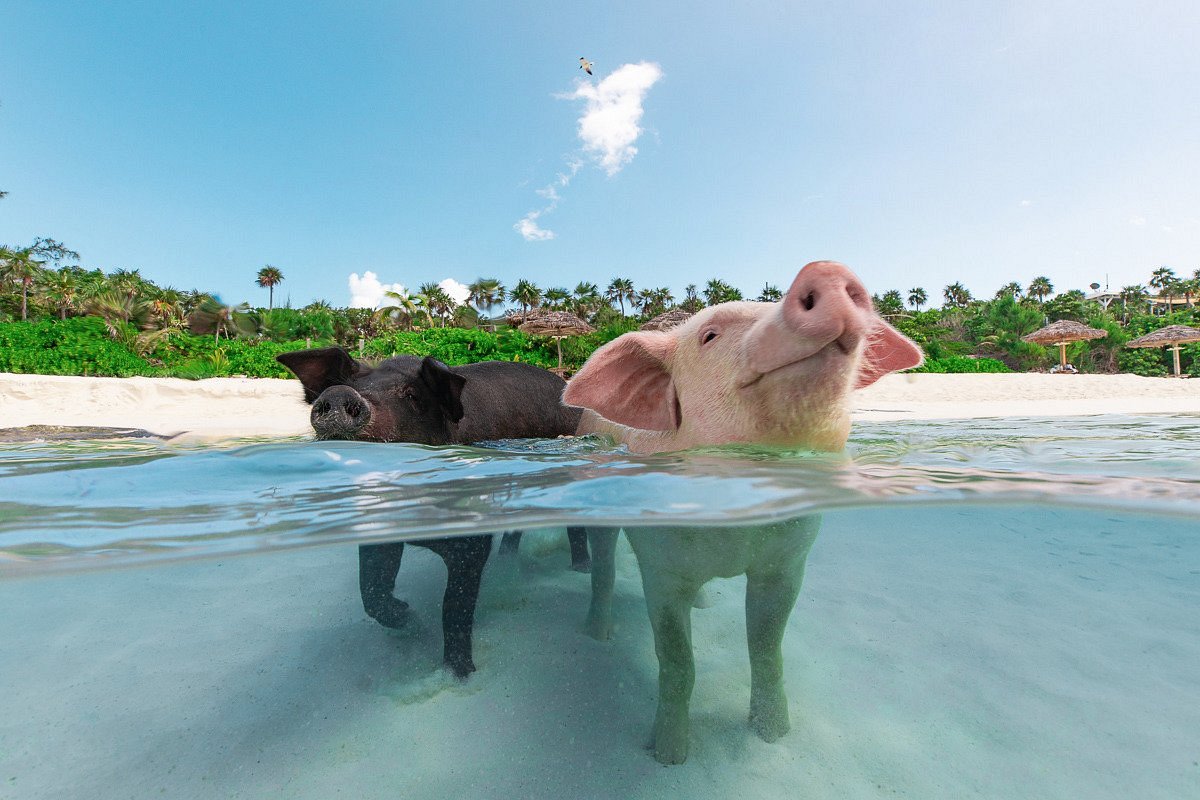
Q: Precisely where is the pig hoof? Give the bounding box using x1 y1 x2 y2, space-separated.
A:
581 615 612 641
364 598 411 629
570 558 592 573
749 698 790 743
446 657 477 680
648 729 689 765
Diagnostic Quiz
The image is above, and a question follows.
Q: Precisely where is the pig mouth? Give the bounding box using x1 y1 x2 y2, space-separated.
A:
737 339 852 389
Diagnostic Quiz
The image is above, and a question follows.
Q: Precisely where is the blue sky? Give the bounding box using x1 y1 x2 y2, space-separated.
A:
2 1 1198 310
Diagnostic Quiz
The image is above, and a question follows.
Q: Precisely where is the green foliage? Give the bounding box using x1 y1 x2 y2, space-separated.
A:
910 356 1012 373
362 327 559 369
0 317 155 376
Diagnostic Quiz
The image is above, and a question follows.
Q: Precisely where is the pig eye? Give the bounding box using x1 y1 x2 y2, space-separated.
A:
701 329 719 345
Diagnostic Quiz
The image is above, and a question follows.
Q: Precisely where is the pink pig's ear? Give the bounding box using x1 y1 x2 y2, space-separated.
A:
856 322 924 389
563 331 680 431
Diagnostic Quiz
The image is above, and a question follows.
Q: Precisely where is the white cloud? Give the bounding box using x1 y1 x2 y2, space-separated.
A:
515 211 555 241
567 61 663 176
1019 199 1032 207
348 271 407 309
1129 215 1147 226
439 278 470 305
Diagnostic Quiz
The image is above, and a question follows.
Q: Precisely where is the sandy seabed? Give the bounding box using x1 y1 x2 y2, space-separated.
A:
3 371 1200 438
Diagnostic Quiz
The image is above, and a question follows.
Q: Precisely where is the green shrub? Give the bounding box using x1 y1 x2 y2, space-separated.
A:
910 356 1011 374
0 317 155 377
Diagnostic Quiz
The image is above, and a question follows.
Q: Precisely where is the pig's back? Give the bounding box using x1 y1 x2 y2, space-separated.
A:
453 361 581 442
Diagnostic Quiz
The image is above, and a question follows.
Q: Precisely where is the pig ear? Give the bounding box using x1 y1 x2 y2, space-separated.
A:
418 357 466 424
276 347 363 403
563 332 680 431
856 322 924 389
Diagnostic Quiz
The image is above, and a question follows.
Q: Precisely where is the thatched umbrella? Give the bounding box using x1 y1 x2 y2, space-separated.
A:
1022 320 1108 372
640 309 694 332
1125 325 1200 378
519 311 595 372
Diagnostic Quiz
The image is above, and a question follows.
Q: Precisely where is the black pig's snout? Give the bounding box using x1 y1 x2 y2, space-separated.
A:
311 385 371 439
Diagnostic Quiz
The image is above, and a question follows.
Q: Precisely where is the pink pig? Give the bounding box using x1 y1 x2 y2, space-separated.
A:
564 261 923 764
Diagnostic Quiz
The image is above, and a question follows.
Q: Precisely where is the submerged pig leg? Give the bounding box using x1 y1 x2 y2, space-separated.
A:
641 566 702 765
582 527 620 640
427 534 493 679
358 542 410 628
567 526 590 572
744 517 820 742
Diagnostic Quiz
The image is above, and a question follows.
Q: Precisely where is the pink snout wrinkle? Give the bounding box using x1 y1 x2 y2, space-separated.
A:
744 261 873 381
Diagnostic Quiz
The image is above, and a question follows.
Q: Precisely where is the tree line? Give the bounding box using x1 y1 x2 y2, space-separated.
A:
1 235 1197 377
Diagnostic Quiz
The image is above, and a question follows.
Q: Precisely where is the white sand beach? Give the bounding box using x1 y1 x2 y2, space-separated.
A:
2 372 1200 438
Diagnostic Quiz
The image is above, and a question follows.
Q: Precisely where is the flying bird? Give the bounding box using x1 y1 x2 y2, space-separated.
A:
579 57 593 75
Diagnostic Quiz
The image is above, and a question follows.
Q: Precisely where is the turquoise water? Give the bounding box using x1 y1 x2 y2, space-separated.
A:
0 416 1198 798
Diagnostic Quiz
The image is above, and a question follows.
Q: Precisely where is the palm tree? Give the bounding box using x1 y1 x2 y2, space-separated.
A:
681 284 703 313
108 268 145 301
907 287 927 311
509 279 542 320
1149 266 1177 313
572 282 602 319
995 282 1023 301
191 297 258 343
756 283 783 302
467 277 506 318
0 247 45 320
378 288 419 330
639 287 674 318
1026 276 1054 303
942 282 972 310
605 277 636 316
875 289 905 318
417 282 456 327
40 269 81 319
256 265 284 311
543 287 571 311
703 279 742 305
1117 285 1148 321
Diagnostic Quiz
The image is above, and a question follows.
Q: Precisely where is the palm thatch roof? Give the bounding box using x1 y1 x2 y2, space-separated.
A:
1022 319 1108 345
1124 325 1200 348
518 311 594 337
640 309 694 332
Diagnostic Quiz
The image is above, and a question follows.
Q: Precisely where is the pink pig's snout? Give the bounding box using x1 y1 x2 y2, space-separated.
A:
743 261 874 384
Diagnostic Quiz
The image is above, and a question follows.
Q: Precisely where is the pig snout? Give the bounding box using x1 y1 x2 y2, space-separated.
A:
311 385 372 439
744 261 873 382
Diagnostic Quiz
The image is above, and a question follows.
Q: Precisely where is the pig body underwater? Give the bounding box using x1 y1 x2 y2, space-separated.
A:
564 260 923 764
277 348 588 678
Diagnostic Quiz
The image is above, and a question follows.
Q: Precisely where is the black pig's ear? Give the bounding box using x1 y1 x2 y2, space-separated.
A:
276 347 362 403
418 357 466 423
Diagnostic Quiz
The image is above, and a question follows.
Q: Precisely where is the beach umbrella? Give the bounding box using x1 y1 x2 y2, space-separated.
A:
519 311 595 372
1124 324 1200 378
640 309 694 332
1022 320 1108 372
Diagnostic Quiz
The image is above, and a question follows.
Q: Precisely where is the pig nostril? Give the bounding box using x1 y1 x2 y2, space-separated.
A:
801 292 816 311
314 399 331 415
346 400 366 420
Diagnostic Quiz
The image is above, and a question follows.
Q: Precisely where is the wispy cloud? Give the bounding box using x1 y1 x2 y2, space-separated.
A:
514 61 663 241
514 159 582 241
348 271 406 309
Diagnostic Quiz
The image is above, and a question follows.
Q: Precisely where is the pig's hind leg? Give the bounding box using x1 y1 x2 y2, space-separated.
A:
567 526 590 572
359 543 410 629
582 527 620 640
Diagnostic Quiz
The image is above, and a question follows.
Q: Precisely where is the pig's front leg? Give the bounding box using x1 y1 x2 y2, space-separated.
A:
640 563 703 765
745 517 819 743
582 527 620 640
358 543 410 628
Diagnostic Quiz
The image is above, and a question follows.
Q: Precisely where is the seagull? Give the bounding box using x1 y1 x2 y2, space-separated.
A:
579 57 593 75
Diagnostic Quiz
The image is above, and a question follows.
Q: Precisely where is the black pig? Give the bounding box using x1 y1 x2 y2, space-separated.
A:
277 347 587 677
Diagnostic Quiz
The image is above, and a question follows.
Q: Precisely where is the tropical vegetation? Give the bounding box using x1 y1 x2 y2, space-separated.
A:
1 235 1197 379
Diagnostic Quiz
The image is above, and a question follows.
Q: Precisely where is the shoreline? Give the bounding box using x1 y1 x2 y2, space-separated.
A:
2 371 1199 440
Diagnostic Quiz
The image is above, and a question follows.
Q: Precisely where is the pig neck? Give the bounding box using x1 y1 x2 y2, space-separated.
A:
575 408 852 455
